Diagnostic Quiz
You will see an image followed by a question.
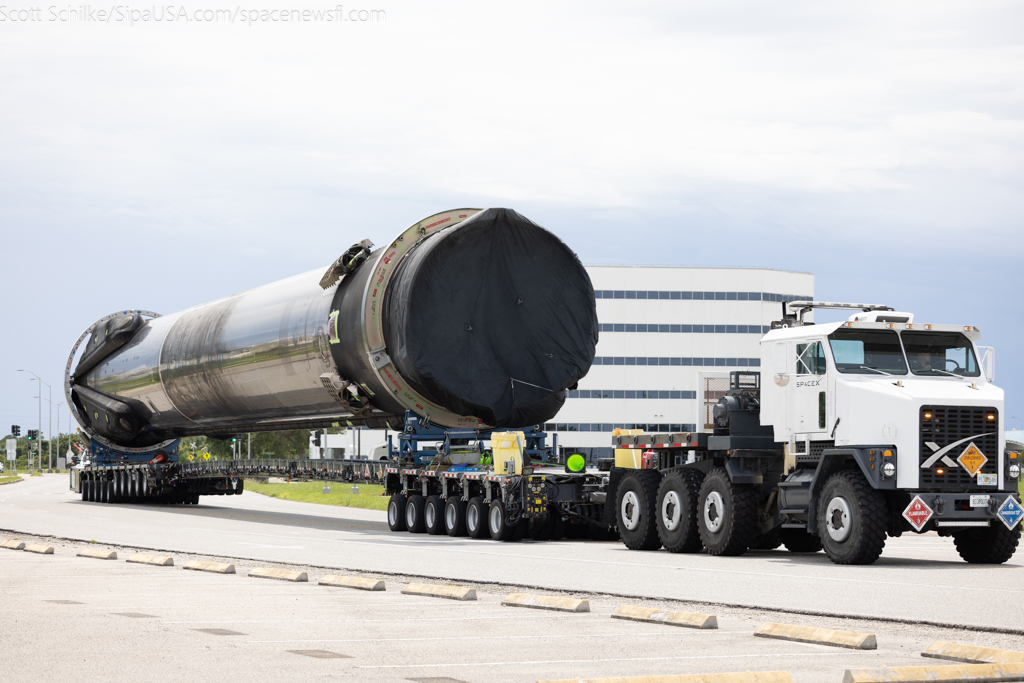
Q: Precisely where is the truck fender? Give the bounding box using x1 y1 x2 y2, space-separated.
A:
807 448 894 531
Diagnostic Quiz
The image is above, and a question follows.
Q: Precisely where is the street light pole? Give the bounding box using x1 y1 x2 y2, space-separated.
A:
18 370 49 473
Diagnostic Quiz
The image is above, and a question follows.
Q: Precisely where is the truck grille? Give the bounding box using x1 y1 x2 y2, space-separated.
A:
919 405 999 491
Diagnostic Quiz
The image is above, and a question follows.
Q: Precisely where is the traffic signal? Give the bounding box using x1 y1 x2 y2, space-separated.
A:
26 429 35 441
231 436 237 443
11 425 19 437
313 431 321 447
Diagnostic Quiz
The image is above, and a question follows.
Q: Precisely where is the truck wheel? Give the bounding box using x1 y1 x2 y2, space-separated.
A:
488 499 515 541
102 479 112 504
405 494 426 533
656 469 704 553
953 524 1020 564
750 527 783 550
424 495 445 535
779 528 822 553
466 497 488 538
83 478 92 502
444 498 467 537
817 471 887 565
617 470 662 550
387 495 407 532
697 468 757 556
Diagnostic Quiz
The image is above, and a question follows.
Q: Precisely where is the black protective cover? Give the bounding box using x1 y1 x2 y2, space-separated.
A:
383 208 598 428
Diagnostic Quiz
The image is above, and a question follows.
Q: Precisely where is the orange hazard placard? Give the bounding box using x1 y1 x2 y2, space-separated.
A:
957 443 988 477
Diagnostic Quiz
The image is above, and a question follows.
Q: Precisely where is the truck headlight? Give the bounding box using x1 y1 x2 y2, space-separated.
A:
882 461 896 478
1009 463 1020 479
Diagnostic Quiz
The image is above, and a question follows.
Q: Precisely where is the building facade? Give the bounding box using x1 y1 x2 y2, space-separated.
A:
544 266 814 460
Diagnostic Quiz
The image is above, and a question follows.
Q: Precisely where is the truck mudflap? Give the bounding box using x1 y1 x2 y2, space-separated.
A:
901 492 1024 533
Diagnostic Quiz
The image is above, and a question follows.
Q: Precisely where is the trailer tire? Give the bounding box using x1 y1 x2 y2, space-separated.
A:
488 499 515 541
697 468 757 556
139 474 149 498
424 495 445 535
617 470 662 551
817 471 887 565
779 528 822 553
953 524 1020 564
466 497 488 538
387 495 407 532
656 469 704 553
84 477 93 502
444 498 467 537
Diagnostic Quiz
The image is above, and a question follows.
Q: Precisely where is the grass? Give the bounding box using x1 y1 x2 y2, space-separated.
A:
245 480 389 511
0 474 22 485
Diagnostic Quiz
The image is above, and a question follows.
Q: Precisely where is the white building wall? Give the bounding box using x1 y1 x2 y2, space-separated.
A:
545 266 814 457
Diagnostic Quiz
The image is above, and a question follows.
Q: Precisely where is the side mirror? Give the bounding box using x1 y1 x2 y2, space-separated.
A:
978 346 995 383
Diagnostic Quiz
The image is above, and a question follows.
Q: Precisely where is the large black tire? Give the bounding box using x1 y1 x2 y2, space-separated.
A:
466 496 488 538
954 524 1020 564
444 497 467 537
488 499 515 541
405 494 426 533
83 478 93 502
697 468 758 556
424 495 445 535
779 527 822 553
101 479 111 504
387 495 407 531
616 470 662 550
817 471 887 565
656 469 704 553
750 527 783 550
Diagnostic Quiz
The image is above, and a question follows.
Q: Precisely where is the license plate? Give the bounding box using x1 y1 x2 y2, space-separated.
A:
977 473 997 486
970 495 991 508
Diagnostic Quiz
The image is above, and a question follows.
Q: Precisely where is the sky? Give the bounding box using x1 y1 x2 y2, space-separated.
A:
1 0 1022 437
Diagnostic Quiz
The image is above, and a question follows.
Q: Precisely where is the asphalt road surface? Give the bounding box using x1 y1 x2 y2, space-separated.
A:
2 474 1022 632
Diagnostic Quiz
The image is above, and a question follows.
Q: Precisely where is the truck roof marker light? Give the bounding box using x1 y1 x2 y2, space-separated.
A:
906 324 913 329
926 325 933 329
888 323 894 328
987 414 996 421
936 468 944 474
965 326 973 331
883 450 893 458
924 412 932 419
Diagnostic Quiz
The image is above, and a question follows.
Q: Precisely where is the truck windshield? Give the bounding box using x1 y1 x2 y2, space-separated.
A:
827 328 907 375
901 331 979 377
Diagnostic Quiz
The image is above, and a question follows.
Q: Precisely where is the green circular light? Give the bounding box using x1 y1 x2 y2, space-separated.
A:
566 454 586 472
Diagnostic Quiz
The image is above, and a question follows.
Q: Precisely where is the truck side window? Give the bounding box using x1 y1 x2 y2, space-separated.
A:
795 342 826 375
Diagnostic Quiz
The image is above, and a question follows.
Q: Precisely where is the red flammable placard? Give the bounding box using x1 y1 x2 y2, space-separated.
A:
902 495 934 532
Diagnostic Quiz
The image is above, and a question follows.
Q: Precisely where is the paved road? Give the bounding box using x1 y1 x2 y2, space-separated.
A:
2 474 1022 631
2 542 1011 683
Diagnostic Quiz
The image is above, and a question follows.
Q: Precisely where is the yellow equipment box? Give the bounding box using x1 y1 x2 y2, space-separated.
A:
613 428 645 469
492 431 525 475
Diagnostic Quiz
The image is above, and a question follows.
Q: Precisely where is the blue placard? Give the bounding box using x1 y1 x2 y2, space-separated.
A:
997 496 1024 530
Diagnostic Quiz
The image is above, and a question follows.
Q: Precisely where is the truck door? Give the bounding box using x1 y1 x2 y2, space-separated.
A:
787 340 828 434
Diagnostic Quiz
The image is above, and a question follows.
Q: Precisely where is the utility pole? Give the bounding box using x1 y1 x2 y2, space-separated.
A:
247 433 251 459
19 370 48 473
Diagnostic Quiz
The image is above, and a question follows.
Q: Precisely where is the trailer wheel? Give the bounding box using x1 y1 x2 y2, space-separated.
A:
139 474 149 498
424 495 445 535
953 524 1020 564
102 479 112 504
83 477 93 502
405 494 426 533
488 499 515 541
387 495 407 532
697 468 757 556
617 470 662 551
466 497 488 538
444 498 467 537
817 471 887 565
656 469 704 553
779 528 822 553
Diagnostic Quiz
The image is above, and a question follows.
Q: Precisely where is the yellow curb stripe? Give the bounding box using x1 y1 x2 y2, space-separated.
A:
843 662 1024 683
401 582 476 601
754 621 875 650
537 671 794 683
612 605 717 629
319 575 385 591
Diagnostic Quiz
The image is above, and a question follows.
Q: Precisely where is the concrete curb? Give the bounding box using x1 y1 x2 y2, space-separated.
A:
612 605 717 629
755 621 876 650
249 567 308 582
319 575 385 591
126 554 174 567
1 539 25 550
401 582 476 601
77 548 117 560
503 593 590 613
843 662 1024 683
924 641 1024 664
183 560 235 574
24 544 54 554
538 671 795 683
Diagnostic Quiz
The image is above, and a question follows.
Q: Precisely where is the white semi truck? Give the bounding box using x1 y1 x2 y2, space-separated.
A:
608 301 1022 565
